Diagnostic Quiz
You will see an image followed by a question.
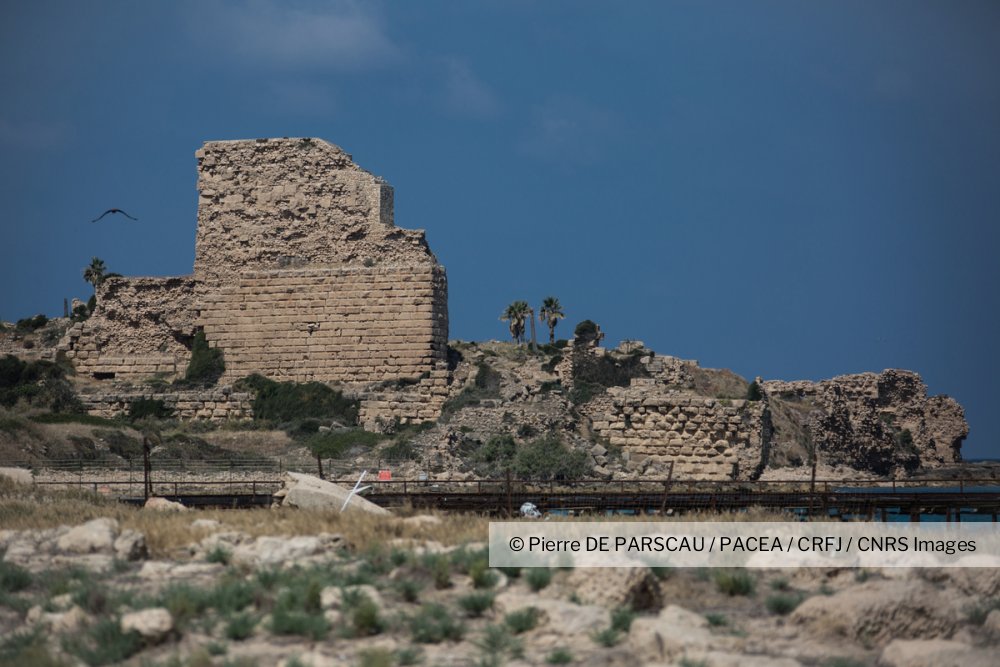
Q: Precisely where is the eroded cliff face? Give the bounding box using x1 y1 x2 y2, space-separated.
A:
762 370 968 475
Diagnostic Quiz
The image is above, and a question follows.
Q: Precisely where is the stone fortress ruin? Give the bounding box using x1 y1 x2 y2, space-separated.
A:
60 138 449 425
35 137 967 479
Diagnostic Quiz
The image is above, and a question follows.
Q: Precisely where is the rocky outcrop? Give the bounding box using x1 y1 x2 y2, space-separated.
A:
763 370 968 474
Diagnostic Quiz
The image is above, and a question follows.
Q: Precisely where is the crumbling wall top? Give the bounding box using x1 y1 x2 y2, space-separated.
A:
194 137 436 285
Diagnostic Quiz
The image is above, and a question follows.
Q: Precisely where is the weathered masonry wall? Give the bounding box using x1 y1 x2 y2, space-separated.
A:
762 369 967 472
194 138 434 285
591 382 770 480
60 277 197 380
198 265 448 385
357 367 451 429
79 389 253 421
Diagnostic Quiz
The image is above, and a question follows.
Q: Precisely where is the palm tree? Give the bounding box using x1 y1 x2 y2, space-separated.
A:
83 257 107 289
538 297 565 344
500 301 530 344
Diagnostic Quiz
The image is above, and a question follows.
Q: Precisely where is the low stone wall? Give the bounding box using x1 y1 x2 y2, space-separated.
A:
357 366 450 428
591 384 769 480
79 389 253 421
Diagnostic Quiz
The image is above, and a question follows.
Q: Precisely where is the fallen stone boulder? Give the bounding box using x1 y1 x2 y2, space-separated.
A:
230 533 347 568
56 518 118 554
276 472 391 515
791 579 969 645
564 566 663 611
121 607 173 643
144 497 188 512
0 467 33 485
628 604 720 663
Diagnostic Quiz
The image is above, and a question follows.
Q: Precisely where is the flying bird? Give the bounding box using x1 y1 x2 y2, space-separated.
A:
91 208 138 223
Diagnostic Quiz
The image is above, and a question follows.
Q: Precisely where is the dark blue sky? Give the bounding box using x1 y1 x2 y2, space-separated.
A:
2 1 998 459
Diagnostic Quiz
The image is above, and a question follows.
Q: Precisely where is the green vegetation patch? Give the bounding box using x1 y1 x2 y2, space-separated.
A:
182 330 225 386
0 355 82 412
235 373 359 425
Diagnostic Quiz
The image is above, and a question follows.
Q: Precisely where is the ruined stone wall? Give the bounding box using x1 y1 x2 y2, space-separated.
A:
78 389 252 421
762 370 968 473
60 277 197 380
357 367 451 429
591 383 769 480
192 138 450 421
194 138 434 284
198 265 448 385
55 137 451 425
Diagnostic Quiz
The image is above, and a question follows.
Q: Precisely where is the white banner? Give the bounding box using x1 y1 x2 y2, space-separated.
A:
488 521 1000 568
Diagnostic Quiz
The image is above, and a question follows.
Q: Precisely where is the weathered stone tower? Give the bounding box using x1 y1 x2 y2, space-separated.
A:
61 138 450 423
192 138 448 385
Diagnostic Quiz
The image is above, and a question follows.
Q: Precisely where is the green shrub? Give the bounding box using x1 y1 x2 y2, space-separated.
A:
525 568 552 592
769 577 790 591
235 373 359 424
184 330 225 385
546 648 573 664
271 606 328 639
410 603 464 643
0 562 31 593
965 598 1000 625
610 606 635 633
349 597 385 636
714 570 756 597
504 607 540 634
380 438 417 460
498 566 521 579
512 437 592 481
395 578 423 603
159 584 209 629
705 612 727 627
0 628 67 667
205 546 231 565
430 555 452 589
307 428 385 460
440 362 502 421
396 646 423 666
475 624 522 661
458 591 495 617
470 435 517 478
765 593 803 616
95 429 143 460
62 617 141 666
469 560 499 589
746 381 763 401
128 398 173 421
573 320 599 339
650 566 672 581
591 627 620 647
0 355 81 412
225 612 257 640
15 314 48 331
